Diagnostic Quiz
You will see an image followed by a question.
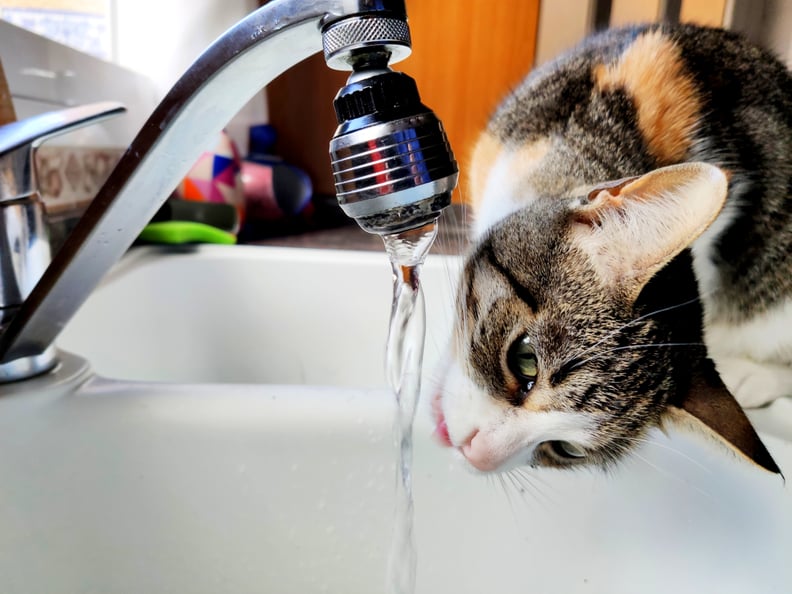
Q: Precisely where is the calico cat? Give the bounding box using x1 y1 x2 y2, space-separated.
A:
432 23 791 475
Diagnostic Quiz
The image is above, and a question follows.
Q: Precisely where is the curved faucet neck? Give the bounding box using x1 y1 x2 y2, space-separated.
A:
0 0 413 380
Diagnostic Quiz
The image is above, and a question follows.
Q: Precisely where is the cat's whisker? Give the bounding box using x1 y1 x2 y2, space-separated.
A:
503 470 541 517
451 188 471 255
624 448 664 476
504 470 525 496
512 465 551 491
515 467 559 500
601 424 712 480
454 255 472 358
496 473 519 519
626 449 714 500
568 342 706 371
628 436 711 470
562 294 710 366
597 431 714 475
511 468 553 508
439 195 472 352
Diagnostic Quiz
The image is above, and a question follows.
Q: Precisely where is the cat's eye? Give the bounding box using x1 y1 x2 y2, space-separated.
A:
507 335 539 391
548 440 587 460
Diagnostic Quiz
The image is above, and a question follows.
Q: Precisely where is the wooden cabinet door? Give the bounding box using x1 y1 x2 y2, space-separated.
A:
398 0 539 201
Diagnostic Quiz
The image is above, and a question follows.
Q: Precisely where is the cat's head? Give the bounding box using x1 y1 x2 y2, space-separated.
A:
433 163 780 474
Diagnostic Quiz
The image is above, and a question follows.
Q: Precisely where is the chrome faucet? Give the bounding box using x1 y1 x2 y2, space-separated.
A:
0 0 457 382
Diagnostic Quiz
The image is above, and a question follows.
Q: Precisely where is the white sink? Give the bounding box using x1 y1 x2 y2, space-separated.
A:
58 245 460 387
0 244 789 594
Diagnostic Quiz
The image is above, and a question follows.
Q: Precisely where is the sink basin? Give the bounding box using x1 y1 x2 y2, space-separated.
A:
57 245 460 387
1 244 790 593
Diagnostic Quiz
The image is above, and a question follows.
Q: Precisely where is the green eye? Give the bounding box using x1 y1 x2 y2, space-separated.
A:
549 440 587 459
508 335 539 389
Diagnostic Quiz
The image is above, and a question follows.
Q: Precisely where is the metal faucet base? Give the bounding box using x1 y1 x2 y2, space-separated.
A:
0 346 56 382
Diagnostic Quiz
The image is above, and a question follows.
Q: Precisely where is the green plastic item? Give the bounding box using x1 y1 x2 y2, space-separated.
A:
138 221 237 245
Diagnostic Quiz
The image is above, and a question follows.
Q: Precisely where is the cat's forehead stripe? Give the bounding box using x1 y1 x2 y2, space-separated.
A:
594 30 701 165
482 243 539 312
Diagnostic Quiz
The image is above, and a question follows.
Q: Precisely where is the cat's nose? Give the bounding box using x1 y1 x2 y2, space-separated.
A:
460 430 501 472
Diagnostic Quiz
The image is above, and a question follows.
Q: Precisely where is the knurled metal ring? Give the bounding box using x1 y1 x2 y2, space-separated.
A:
322 16 411 70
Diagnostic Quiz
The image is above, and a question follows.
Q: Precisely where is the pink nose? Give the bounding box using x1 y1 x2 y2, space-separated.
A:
431 393 501 472
460 430 501 472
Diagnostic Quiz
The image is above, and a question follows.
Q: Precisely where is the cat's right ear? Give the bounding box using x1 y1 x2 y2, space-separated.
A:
570 163 728 299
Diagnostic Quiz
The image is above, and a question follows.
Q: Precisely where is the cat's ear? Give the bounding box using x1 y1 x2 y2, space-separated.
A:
663 358 782 475
571 163 728 299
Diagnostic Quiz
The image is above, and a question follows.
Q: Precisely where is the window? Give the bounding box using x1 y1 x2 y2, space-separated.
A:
0 0 112 60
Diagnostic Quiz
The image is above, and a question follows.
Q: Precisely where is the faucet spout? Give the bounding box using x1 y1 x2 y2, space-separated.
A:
0 0 455 381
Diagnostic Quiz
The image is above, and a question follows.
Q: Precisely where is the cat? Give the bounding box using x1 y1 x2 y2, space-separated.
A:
432 23 791 475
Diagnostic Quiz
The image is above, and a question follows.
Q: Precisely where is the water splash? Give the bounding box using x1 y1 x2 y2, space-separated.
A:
382 222 438 594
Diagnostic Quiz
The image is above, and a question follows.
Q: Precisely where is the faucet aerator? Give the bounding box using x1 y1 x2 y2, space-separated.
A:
328 68 458 235
322 10 458 236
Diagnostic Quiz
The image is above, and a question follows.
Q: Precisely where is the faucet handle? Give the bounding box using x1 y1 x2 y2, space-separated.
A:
0 101 125 201
0 101 126 380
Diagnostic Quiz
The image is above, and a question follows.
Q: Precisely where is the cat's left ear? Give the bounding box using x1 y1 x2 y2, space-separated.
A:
663 358 782 475
571 162 728 299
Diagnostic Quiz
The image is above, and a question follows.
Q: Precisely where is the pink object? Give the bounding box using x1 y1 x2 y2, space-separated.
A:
240 160 283 220
177 130 245 222
241 159 313 221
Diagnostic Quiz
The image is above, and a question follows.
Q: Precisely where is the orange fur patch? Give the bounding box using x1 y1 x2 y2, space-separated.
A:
514 140 551 173
595 30 701 164
468 133 551 211
467 132 501 211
